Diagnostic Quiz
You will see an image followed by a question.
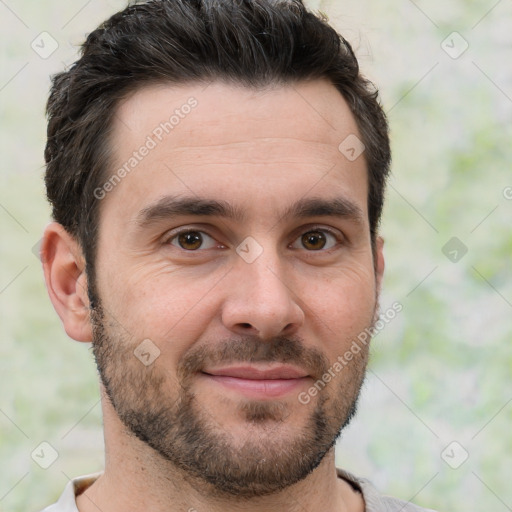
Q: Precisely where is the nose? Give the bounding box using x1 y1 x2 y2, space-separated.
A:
221 252 305 341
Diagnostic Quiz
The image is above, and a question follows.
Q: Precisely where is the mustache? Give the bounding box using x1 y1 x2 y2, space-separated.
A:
177 335 330 381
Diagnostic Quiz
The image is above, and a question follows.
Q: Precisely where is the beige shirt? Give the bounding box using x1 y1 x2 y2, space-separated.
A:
39 468 438 512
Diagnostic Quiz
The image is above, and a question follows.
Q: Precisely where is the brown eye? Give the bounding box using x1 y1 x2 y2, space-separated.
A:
169 230 217 251
289 228 340 251
301 231 327 250
178 231 202 250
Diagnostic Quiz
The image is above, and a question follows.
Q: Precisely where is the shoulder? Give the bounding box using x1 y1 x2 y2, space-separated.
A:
336 467 439 512
36 473 102 512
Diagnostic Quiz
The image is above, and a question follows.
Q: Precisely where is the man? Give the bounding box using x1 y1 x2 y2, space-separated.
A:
38 0 436 511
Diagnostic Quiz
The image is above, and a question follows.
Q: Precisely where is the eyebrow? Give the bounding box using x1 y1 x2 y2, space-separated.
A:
285 196 364 224
134 194 365 228
135 196 246 227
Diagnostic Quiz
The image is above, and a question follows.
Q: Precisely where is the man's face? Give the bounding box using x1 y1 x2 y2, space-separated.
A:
90 79 383 497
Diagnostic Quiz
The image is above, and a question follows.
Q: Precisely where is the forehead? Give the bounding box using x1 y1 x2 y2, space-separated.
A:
101 79 368 231
113 79 360 151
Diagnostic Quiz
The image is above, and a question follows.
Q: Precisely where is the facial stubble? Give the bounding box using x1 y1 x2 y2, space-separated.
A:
90 298 374 499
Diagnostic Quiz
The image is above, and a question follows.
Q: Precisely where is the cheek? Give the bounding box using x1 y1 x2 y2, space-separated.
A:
99 262 223 356
307 263 377 350
312 257 376 305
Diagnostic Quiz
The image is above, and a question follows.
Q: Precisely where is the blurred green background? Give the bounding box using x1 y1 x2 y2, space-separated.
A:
1 0 511 511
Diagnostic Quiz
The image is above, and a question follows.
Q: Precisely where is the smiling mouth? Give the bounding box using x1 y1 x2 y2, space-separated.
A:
200 364 311 398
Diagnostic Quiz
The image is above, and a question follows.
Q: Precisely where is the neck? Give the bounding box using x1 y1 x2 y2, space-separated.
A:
76 398 364 512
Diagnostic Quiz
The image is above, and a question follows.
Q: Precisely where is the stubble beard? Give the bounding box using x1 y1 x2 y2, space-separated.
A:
90 296 375 499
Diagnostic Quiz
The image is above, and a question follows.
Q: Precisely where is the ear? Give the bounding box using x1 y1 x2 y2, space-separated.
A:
374 235 385 294
40 222 93 342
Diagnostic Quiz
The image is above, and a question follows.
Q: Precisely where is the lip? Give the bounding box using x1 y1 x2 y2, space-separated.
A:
200 365 310 399
202 364 309 380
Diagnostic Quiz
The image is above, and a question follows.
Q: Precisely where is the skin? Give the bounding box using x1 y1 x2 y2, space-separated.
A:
42 79 385 512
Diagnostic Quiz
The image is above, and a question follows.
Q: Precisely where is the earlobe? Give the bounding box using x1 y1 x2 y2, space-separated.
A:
41 222 93 343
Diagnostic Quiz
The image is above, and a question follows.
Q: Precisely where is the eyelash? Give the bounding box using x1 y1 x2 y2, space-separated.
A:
164 226 344 253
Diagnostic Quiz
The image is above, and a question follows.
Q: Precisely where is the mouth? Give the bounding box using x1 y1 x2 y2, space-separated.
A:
200 364 311 399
